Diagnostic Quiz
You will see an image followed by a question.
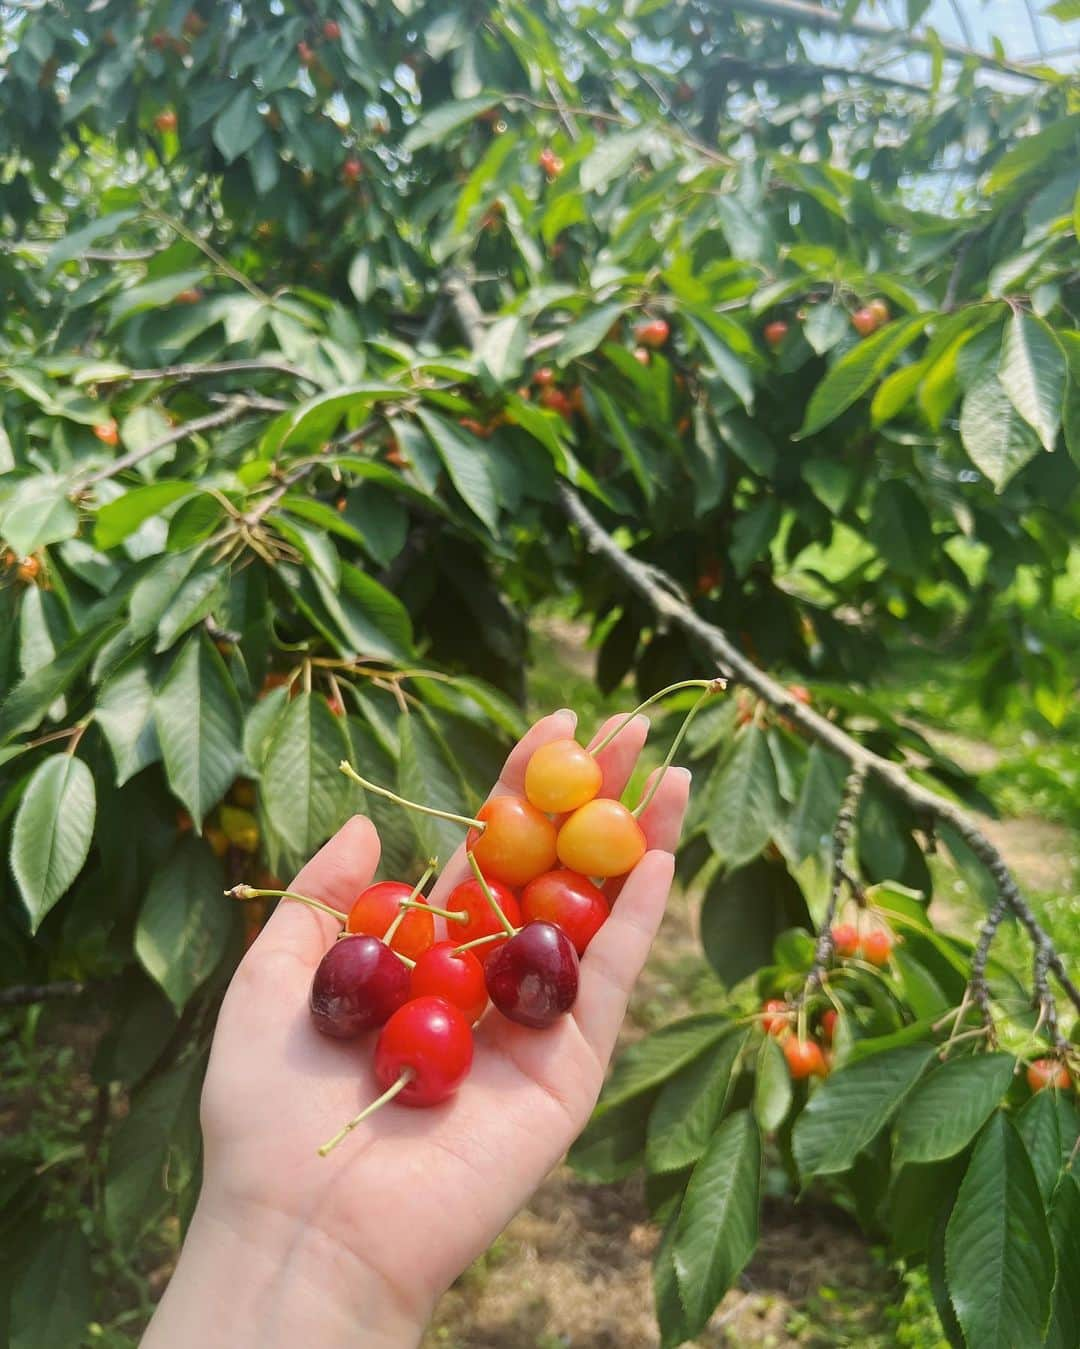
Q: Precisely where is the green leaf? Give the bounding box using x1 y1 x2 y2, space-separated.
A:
754 1034 794 1132
1016 1089 1077 1202
265 383 398 455
673 1111 761 1337
95 658 161 785
685 314 755 411
580 127 652 192
654 1211 693 1349
944 1112 1054 1349
0 475 79 556
315 562 414 662
597 1014 731 1114
893 1054 1015 1165
261 692 352 858
705 725 781 868
402 95 498 151
129 549 203 638
94 483 196 550
0 620 123 743
870 479 934 578
107 270 207 327
153 635 243 823
42 209 138 279
11 754 96 933
155 565 227 652
779 744 848 864
997 312 1067 452
135 838 231 1011
213 86 263 162
415 408 499 531
793 1045 935 1177
1046 1173 1080 1349
568 1092 653 1182
9 1223 92 1349
477 315 527 383
647 1029 749 1174
803 302 850 355
701 858 811 989
959 369 1043 491
396 710 474 861
555 301 626 364
798 316 928 437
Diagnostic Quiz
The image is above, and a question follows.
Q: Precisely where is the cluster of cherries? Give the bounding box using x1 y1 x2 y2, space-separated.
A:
236 723 659 1154
762 297 890 350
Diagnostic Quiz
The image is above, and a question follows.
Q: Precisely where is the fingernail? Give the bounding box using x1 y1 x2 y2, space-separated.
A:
673 766 693 785
556 707 578 727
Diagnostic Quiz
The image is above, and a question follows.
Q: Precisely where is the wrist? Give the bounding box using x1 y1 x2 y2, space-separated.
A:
142 1185 425 1349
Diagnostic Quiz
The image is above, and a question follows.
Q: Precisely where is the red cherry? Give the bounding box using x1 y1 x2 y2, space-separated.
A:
446 876 522 953
763 319 788 348
761 998 790 1037
484 922 580 1028
174 288 202 304
374 996 474 1106
538 385 573 418
466 796 558 888
524 738 602 814
784 1037 828 1080
538 147 564 179
410 943 487 1023
533 366 556 386
634 318 670 348
860 928 894 967
297 40 315 65
94 420 119 446
342 157 363 183
346 881 435 962
820 1009 838 1043
309 935 409 1038
830 923 860 958
323 19 341 40
520 869 609 955
154 109 178 133
851 306 879 337
1027 1059 1071 1093
556 798 646 878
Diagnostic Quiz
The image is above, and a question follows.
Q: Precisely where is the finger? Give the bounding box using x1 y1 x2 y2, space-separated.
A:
256 814 381 961
573 766 691 1054
428 709 577 907
587 713 650 800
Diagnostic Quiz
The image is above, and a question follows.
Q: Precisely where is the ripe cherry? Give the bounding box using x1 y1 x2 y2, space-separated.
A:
788 684 812 705
446 875 522 952
520 869 609 955
297 40 315 66
538 147 563 179
538 385 573 418
374 996 474 1105
763 319 788 348
851 306 879 337
323 19 341 39
346 881 435 962
867 298 890 326
466 796 557 888
485 921 580 1028
94 420 119 446
524 738 602 814
831 923 860 958
175 288 202 304
342 157 363 183
784 1037 828 1080
860 928 894 966
533 366 556 386
154 109 178 133
309 935 410 1038
761 998 790 1037
1027 1059 1071 1093
410 943 487 1023
326 693 346 717
556 798 646 878
15 556 41 584
632 346 651 365
634 317 670 348
820 1009 839 1043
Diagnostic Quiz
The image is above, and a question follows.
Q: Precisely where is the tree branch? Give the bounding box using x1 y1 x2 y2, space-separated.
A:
80 399 266 487
0 980 86 1007
95 359 317 386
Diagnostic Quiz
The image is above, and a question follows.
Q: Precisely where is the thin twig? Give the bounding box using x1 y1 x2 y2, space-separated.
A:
79 401 261 487
0 981 86 1007
95 360 317 387
801 767 866 1002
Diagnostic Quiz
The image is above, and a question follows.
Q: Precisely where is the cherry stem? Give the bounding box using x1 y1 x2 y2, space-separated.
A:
632 686 713 818
398 899 468 924
225 884 347 924
382 860 437 945
317 1070 414 1156
454 928 520 954
466 852 516 937
589 677 722 756
339 760 484 832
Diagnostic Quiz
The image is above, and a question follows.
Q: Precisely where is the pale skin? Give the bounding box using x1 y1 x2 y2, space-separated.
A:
143 708 689 1349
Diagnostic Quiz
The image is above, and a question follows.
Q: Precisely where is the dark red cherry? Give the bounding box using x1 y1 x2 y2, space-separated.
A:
520 869 609 954
374 996 474 1105
309 935 409 1038
484 921 579 1028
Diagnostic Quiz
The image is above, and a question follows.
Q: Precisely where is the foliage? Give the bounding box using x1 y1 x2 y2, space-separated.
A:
1 0 1079 1343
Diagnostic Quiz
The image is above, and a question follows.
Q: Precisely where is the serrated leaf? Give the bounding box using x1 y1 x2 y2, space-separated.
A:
94 482 196 550
347 718 418 879
959 369 1042 491
1046 1173 1080 1349
154 635 243 823
706 725 781 868
686 314 754 410
568 1092 653 1182
654 1211 693 1349
130 549 203 638
9 1223 92 1349
893 1054 1015 1165
870 479 933 578
1016 1089 1078 1201
793 1045 935 1177
754 1034 794 1132
997 312 1066 451
213 86 263 162
415 408 499 531
673 1111 761 1337
555 301 626 363
944 1112 1054 1349
242 684 290 770
580 126 652 192
0 475 79 555
261 692 352 858
647 1030 748 1173
597 1015 731 1114
95 659 161 785
402 95 498 151
803 302 849 355
0 620 123 743
313 562 414 662
798 316 928 437
156 565 227 652
779 743 848 864
700 859 811 989
396 710 473 862
135 837 231 1011
264 382 398 455
11 754 96 933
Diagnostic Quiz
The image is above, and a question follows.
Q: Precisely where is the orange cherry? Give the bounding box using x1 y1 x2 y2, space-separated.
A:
860 928 894 967
784 1037 828 1080
524 739 602 814
761 999 790 1037
867 298 890 326
851 306 879 337
94 420 119 446
820 1009 838 1043
831 923 860 957
1027 1059 1071 1093
633 318 669 348
556 799 646 878
466 796 558 888
154 109 178 133
763 319 788 348
346 881 435 963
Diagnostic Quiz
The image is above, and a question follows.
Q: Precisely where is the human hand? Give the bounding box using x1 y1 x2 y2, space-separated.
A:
143 708 689 1349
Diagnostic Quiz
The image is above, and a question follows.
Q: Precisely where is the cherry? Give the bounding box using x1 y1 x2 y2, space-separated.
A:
556 798 646 878
466 796 557 888
521 869 608 955
784 1037 828 1080
524 738 602 814
15 556 41 584
851 306 879 337
538 385 573 418
446 875 522 952
309 935 410 1038
458 416 490 437
533 366 556 386
867 298 890 326
819 1009 839 1043
175 288 202 304
297 40 315 65
323 19 341 39
860 928 894 966
788 683 812 705
632 346 651 365
1027 1059 1071 1093
763 319 788 348
484 921 580 1028
154 109 178 133
342 157 363 183
830 923 860 958
410 943 487 1023
538 147 563 179
346 881 435 962
326 693 346 717
761 998 790 1037
374 996 474 1105
634 317 670 348
94 420 119 446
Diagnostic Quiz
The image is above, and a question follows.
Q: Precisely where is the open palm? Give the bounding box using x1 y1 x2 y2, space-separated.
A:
152 708 688 1344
